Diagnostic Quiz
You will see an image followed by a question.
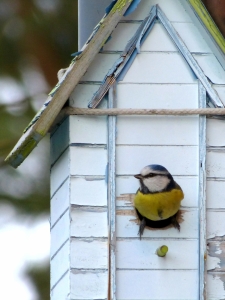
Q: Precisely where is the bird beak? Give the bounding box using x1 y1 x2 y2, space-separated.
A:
134 174 143 179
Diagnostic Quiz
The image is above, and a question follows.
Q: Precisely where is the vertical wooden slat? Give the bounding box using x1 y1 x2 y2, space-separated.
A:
108 85 117 300
199 81 207 299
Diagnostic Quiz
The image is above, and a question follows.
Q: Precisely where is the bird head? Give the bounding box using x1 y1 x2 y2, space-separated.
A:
134 164 173 193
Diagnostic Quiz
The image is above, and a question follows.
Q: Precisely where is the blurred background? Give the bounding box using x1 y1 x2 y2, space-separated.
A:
0 0 224 299
0 0 77 299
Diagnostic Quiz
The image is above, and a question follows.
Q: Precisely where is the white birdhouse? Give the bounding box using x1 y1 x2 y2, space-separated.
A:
6 0 225 299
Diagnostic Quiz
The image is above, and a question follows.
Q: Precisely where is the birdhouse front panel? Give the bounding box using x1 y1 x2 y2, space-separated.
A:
49 1 225 299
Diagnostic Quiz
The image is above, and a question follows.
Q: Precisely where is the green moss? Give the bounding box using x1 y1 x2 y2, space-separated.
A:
111 0 132 14
5 131 43 168
189 0 225 53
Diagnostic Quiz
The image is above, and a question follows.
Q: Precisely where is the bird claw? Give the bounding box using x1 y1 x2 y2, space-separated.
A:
138 217 146 240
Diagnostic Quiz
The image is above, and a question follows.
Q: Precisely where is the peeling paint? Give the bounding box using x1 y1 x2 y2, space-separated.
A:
208 272 225 298
208 242 225 271
116 193 135 205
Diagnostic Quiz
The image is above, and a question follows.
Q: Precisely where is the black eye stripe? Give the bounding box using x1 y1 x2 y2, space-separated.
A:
143 173 156 178
143 173 168 178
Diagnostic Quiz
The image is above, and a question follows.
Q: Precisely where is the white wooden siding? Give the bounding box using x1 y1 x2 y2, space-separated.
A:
50 148 69 196
70 177 107 206
122 53 197 83
117 270 198 300
116 84 199 109
104 22 212 53
206 118 225 298
116 239 198 269
116 145 198 175
70 271 108 299
51 271 70 300
81 53 120 81
70 208 108 238
116 116 199 145
122 0 192 22
50 0 225 298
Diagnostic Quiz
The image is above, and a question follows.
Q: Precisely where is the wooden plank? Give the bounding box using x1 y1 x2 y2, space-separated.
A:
198 82 207 300
116 145 198 175
70 271 108 299
50 148 69 196
5 0 134 168
157 5 223 108
116 175 198 208
194 54 225 84
172 22 212 54
116 270 198 299
141 22 178 52
116 209 198 238
122 0 192 22
207 151 225 178
116 116 199 145
116 84 199 109
71 239 108 269
70 84 102 108
122 53 196 83
69 115 107 144
70 209 108 238
70 146 107 176
50 118 69 165
213 86 225 105
51 271 70 300
207 119 225 147
81 53 120 81
207 273 225 299
103 23 140 51
108 86 117 300
141 22 212 53
51 177 70 225
116 240 198 269
51 240 70 288
50 209 70 257
207 241 225 272
207 180 225 209
207 211 225 239
70 177 107 206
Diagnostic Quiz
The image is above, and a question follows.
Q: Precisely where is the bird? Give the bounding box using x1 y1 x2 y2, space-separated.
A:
133 164 184 239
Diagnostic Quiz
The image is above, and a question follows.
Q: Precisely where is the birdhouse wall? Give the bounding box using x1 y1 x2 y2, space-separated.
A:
50 0 225 299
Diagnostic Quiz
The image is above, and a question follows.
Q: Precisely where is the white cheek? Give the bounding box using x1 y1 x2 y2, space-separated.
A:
143 176 170 192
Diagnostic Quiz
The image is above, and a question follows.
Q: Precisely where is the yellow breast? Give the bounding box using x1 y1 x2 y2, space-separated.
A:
134 188 184 221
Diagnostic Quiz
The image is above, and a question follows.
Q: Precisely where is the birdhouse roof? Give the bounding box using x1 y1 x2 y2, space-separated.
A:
5 0 225 168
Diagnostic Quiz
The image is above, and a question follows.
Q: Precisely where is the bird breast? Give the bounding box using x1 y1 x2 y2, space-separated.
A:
134 188 184 221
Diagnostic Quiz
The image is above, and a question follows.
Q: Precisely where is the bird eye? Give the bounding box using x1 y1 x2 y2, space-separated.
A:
144 173 154 178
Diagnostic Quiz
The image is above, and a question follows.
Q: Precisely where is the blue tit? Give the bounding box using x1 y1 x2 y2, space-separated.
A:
134 164 184 239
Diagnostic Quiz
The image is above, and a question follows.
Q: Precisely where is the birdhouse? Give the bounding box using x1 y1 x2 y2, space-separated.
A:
6 0 225 299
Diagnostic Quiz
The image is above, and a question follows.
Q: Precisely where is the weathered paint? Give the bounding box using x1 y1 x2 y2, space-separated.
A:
49 1 225 299
111 0 133 14
107 85 117 300
5 0 135 168
199 82 207 299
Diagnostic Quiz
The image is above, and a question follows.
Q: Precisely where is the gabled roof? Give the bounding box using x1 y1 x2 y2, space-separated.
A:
5 0 225 168
88 4 223 109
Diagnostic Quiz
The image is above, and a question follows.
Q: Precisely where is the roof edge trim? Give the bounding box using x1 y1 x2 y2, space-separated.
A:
5 0 134 168
188 0 225 54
